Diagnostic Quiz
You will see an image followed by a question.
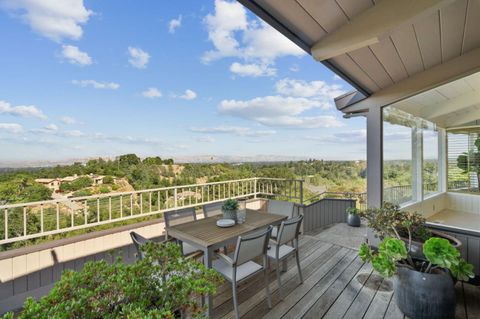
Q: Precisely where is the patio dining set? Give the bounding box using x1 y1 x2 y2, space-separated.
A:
129 199 304 319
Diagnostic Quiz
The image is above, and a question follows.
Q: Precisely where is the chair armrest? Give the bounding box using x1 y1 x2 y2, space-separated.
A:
216 252 234 265
269 238 279 246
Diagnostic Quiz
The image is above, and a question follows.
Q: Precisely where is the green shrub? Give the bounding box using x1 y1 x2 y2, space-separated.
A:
111 184 119 191
99 186 110 194
2 242 222 319
103 176 114 184
72 189 92 197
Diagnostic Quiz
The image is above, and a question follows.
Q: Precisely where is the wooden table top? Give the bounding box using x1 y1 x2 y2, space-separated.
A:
166 209 286 248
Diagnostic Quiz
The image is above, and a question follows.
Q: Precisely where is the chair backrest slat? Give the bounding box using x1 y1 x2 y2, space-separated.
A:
277 215 303 246
130 231 151 260
267 200 295 218
234 226 272 265
203 202 224 218
164 207 197 228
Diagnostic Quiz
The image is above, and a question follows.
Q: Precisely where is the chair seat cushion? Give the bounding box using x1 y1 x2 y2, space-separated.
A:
182 242 199 255
267 243 295 260
213 258 263 282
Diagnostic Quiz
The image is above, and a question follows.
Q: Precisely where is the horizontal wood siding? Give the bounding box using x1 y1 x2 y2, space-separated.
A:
428 225 480 276
0 221 166 315
303 199 356 233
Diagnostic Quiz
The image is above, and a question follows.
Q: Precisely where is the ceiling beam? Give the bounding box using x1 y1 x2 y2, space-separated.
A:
311 0 454 61
420 91 480 120
445 107 480 127
338 47 480 114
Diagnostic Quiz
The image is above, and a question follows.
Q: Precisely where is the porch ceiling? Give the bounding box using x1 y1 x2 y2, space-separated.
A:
390 71 480 128
239 0 480 112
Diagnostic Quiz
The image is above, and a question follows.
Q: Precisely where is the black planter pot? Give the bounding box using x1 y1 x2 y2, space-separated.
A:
347 213 361 227
394 267 456 319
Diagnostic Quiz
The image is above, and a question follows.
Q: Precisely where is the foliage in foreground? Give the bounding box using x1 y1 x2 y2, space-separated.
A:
2 242 223 319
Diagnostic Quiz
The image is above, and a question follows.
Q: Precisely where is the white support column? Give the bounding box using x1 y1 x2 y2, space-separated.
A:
366 107 383 245
366 107 383 208
438 129 447 193
412 119 424 202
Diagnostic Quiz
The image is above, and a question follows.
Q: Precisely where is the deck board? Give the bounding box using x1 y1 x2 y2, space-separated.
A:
212 236 479 319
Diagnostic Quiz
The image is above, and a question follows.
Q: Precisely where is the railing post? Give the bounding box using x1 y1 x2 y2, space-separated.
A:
174 188 178 208
299 180 304 205
254 178 258 199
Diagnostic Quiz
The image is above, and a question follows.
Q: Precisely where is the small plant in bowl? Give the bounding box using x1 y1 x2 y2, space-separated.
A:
222 199 239 222
346 207 361 227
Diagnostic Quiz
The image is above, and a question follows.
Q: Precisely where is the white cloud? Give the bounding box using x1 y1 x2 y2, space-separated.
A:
44 123 58 132
63 129 84 137
219 96 325 119
0 0 92 41
289 64 300 72
0 123 23 133
275 78 345 99
256 115 344 129
190 126 275 137
218 78 347 129
0 100 47 120
142 87 162 98
305 129 366 144
230 62 276 77
168 15 182 34
72 80 119 90
61 45 92 65
196 136 215 143
203 0 304 77
60 116 76 124
128 46 150 69
179 89 197 100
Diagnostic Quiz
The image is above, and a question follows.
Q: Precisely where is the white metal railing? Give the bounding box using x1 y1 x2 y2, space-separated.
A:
0 177 303 245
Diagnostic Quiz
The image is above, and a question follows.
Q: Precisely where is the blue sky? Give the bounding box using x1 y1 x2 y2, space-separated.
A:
0 0 366 164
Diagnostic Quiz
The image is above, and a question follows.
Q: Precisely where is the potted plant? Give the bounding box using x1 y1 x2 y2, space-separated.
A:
359 237 474 319
358 202 462 258
1 242 223 319
346 207 361 227
222 198 239 223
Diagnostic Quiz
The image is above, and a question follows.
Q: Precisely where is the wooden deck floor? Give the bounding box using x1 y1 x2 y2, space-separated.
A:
212 235 480 319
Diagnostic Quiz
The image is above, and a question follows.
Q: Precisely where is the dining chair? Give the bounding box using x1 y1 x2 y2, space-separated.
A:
164 207 202 256
130 231 151 260
267 214 304 296
267 200 296 239
202 201 224 218
213 226 273 319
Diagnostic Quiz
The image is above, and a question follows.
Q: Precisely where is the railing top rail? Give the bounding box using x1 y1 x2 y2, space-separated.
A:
0 177 302 209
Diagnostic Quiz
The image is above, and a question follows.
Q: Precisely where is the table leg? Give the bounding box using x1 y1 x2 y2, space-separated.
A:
204 247 213 318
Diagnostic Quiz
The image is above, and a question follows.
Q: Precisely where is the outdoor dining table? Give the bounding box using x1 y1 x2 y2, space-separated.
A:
165 209 287 318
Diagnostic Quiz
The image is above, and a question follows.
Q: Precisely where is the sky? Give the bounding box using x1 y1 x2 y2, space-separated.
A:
0 0 367 164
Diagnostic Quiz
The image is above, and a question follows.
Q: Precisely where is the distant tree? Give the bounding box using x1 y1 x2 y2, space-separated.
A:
0 178 51 204
457 137 480 189
163 158 174 165
118 154 141 167
143 157 163 165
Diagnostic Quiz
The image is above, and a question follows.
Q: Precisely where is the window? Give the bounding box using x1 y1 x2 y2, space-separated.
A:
383 106 442 205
